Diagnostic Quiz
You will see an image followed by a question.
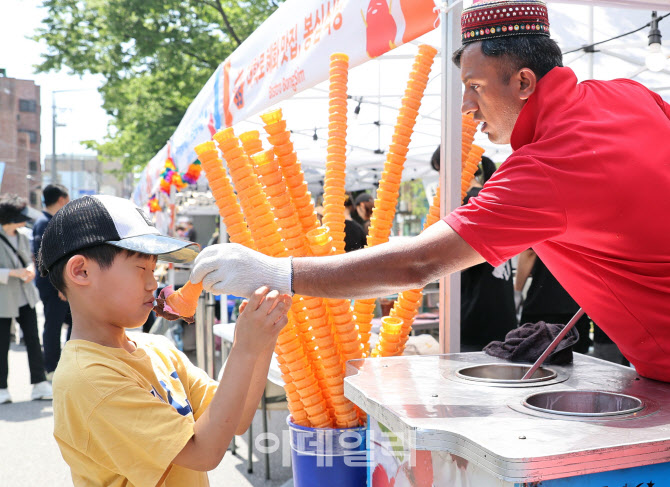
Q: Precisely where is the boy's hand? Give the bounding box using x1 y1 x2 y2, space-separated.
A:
233 286 291 356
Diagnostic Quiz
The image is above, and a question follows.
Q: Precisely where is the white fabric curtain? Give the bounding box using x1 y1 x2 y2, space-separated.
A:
551 0 669 9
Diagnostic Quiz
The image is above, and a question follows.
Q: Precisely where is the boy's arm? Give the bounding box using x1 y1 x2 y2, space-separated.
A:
228 298 279 435
235 340 275 435
174 345 256 470
172 287 289 471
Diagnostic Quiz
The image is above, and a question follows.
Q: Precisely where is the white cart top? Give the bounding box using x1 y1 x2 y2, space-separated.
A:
344 352 670 482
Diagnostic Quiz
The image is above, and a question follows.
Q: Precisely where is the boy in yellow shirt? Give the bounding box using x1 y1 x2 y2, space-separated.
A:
37 195 291 486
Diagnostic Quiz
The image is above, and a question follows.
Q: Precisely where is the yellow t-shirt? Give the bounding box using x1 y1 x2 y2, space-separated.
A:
52 333 218 487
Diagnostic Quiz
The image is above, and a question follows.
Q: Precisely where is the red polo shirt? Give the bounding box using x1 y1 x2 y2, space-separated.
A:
445 67 670 382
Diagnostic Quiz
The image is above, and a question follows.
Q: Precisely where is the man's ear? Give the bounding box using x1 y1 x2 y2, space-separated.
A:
517 67 537 101
64 255 92 288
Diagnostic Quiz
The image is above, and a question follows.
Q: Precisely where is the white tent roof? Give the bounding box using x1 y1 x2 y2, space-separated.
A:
228 2 670 192
134 0 670 201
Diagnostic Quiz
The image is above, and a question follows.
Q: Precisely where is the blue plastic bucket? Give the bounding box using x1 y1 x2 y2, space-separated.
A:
288 418 367 487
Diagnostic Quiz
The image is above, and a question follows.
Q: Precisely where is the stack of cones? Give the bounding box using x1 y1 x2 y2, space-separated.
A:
376 115 488 356
462 147 485 200
366 43 438 247
276 323 331 428
194 141 254 249
321 52 350 254
194 137 330 427
248 116 361 428
213 128 287 258
304 227 359 428
372 317 404 356
354 44 438 355
261 109 319 240
461 114 481 200
252 149 306 256
239 130 264 157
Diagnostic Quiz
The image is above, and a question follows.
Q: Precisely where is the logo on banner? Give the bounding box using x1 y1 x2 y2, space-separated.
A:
234 84 245 109
364 0 397 58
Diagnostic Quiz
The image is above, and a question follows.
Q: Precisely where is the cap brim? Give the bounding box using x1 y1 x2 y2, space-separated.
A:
12 206 39 224
108 234 200 264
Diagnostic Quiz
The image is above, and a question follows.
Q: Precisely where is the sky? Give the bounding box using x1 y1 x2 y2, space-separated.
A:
0 0 109 166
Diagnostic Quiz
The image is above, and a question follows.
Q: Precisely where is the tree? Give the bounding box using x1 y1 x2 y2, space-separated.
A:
34 0 282 174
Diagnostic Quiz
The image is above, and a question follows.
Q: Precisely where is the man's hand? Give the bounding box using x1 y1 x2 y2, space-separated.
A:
190 243 292 298
233 286 290 356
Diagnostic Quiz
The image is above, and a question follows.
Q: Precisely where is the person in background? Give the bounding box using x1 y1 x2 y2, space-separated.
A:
514 249 592 354
433 146 517 350
344 194 366 252
32 184 71 380
177 217 197 243
351 192 374 234
315 205 324 226
0 194 52 403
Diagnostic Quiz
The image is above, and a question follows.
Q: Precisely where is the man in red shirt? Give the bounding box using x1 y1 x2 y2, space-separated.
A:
191 1 670 382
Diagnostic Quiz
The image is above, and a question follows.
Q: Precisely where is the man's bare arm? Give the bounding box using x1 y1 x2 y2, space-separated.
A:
293 220 485 299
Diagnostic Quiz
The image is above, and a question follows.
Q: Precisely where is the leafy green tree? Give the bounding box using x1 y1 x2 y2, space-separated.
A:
34 0 282 174
401 180 429 219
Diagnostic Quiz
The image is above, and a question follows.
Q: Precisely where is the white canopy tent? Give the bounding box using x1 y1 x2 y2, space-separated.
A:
228 2 670 192
133 0 670 200
134 0 670 352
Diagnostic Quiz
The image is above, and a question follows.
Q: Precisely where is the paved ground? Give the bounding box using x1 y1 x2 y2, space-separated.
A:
0 304 293 486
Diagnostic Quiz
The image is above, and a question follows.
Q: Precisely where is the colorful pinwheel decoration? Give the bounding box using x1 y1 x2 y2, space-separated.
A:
182 160 203 184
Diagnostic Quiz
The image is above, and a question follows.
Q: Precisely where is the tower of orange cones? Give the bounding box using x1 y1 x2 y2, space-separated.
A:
354 43 439 356
259 105 361 429
372 115 486 357
321 52 350 255
184 44 488 428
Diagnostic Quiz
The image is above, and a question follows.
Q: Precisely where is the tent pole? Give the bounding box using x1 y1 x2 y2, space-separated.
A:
588 7 595 79
439 0 463 354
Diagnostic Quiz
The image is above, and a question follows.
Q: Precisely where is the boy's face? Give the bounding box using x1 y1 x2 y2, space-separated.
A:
89 252 158 328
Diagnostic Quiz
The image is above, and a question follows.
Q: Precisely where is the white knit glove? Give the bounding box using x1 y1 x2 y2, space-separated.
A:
190 243 293 298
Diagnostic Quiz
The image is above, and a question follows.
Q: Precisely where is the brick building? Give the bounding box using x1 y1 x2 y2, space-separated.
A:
0 70 41 207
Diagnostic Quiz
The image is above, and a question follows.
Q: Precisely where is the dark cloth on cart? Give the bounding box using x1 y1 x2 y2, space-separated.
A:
484 320 580 365
520 256 591 354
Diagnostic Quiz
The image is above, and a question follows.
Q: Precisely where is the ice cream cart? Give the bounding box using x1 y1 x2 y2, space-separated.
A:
344 352 670 486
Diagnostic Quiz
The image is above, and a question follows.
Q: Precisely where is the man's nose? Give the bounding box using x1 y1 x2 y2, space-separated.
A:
461 93 477 116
